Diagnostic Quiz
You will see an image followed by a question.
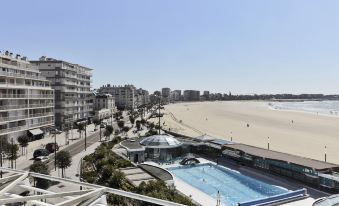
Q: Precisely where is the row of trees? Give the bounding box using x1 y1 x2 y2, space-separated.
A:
29 150 72 189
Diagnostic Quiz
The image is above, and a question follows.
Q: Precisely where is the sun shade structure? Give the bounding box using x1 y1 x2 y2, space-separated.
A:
140 135 182 148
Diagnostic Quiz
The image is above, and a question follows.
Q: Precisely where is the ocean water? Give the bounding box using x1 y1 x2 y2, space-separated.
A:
269 100 339 116
168 164 288 206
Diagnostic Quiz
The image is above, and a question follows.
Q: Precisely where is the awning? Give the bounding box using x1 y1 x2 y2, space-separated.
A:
29 128 44 136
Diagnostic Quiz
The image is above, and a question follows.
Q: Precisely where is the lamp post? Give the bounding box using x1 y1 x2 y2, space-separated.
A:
0 138 2 178
84 122 87 151
325 146 327 162
99 119 102 142
158 96 161 134
54 131 57 171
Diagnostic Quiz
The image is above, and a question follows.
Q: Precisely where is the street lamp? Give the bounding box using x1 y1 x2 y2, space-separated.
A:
84 122 87 151
54 130 57 171
325 146 327 162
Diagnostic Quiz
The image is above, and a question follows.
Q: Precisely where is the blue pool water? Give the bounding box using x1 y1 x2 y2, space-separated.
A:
168 163 288 206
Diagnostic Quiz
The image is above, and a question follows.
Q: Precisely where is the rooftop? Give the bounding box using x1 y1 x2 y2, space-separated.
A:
223 144 338 171
140 134 182 148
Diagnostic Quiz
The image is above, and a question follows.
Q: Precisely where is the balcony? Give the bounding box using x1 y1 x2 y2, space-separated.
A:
0 115 28 122
0 71 48 81
30 94 54 99
29 112 54 118
0 104 28 110
0 94 29 99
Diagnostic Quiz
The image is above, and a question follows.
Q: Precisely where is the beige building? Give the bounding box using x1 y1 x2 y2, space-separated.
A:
0 51 54 141
93 93 116 120
31 57 93 130
98 84 136 110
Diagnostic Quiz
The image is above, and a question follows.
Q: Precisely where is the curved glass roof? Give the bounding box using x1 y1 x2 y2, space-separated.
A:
140 135 182 148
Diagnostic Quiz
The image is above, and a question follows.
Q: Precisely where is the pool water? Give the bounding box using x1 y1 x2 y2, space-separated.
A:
168 164 288 206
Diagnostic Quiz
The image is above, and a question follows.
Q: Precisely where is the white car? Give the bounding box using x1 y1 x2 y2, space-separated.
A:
34 156 50 163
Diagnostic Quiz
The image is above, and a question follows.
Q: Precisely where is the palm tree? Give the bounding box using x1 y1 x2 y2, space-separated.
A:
104 125 114 141
17 135 29 156
56 150 72 178
77 123 85 139
93 118 101 131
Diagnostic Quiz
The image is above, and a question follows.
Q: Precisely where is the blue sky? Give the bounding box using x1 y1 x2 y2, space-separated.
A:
1 0 339 94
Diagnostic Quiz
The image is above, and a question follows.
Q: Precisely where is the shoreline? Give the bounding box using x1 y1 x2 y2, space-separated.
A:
160 101 339 164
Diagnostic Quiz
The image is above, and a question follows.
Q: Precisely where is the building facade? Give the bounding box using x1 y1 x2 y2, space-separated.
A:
99 84 137 110
31 57 93 130
0 51 54 141
183 90 200 101
161 88 171 103
93 93 116 120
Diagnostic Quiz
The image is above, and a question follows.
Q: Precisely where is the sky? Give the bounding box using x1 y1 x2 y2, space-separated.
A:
1 0 339 94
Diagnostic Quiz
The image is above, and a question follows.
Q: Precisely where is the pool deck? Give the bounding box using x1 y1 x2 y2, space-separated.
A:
145 158 328 206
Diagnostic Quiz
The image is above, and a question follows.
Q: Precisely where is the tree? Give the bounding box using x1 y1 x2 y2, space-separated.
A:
17 135 29 155
56 151 72 178
122 126 130 133
136 120 141 130
140 119 146 125
117 120 124 129
104 125 114 141
6 143 19 169
29 162 50 189
93 118 101 130
77 123 85 139
129 116 135 125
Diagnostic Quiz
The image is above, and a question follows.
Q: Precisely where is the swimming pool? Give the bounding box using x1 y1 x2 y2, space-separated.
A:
168 163 289 206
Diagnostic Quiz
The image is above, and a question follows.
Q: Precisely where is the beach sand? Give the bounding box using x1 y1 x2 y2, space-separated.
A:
156 101 339 164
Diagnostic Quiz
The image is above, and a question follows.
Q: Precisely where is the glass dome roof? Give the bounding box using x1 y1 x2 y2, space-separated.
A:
140 135 182 148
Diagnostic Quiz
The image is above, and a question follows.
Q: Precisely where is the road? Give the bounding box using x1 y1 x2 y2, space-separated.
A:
23 131 100 171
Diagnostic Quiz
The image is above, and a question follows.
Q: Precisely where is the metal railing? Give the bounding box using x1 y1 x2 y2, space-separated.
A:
0 71 47 81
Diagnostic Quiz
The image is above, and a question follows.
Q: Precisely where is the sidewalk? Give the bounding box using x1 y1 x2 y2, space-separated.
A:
13 123 97 170
50 141 101 180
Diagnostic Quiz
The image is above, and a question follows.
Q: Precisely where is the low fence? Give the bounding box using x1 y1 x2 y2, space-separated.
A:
238 188 308 206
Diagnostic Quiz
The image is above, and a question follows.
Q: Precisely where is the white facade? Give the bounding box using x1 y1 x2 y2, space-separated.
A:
94 93 116 119
99 84 149 110
31 57 93 130
0 52 54 140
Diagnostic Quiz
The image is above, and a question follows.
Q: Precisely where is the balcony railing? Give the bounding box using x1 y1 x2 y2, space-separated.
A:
0 115 28 122
0 71 47 81
0 94 54 99
0 103 53 110
29 112 54 118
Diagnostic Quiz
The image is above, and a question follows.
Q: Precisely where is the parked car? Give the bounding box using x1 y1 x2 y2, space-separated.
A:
33 149 50 159
45 143 59 153
34 156 50 163
50 129 62 135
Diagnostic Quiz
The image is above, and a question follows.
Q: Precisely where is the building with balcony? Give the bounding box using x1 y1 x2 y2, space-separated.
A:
98 84 136 110
161 88 171 103
0 51 54 141
183 90 200 101
93 93 117 120
31 56 93 130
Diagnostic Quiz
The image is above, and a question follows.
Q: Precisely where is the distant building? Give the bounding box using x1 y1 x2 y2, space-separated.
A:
203 91 210 101
183 90 200 101
93 93 116 120
98 85 149 110
0 51 54 141
170 90 181 102
136 88 150 106
161 88 171 103
98 84 137 110
31 56 93 130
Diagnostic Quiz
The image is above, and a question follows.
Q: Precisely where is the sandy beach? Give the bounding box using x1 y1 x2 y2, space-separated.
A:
157 101 339 164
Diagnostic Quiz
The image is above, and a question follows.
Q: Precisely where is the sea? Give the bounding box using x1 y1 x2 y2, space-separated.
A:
268 100 339 116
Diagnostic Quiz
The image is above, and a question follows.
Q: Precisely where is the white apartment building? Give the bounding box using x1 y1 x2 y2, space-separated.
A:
31 57 93 130
98 84 137 110
0 51 54 141
93 93 116 120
